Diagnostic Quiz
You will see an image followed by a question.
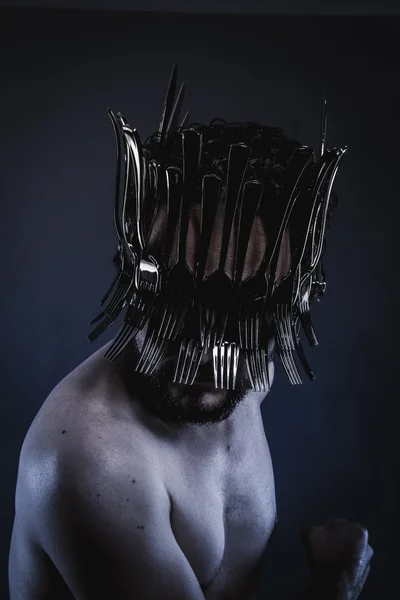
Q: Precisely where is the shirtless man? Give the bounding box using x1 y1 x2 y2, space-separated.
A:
8 67 372 599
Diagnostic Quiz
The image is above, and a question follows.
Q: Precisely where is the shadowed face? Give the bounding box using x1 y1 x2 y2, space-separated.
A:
125 197 292 427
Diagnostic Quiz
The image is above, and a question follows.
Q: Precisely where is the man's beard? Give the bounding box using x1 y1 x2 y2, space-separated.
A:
121 337 275 427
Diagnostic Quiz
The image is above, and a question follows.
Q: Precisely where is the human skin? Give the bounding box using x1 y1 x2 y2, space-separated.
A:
300 519 374 600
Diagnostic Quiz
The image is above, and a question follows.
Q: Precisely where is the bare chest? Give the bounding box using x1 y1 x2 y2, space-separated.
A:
164 421 277 600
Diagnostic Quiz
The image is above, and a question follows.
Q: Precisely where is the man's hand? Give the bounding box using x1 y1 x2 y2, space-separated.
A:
301 518 374 600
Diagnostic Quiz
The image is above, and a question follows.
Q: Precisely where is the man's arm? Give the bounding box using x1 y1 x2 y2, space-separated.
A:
17 435 206 600
298 519 373 600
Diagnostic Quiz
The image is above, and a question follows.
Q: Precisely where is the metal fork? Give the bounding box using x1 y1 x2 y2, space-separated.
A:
133 166 182 373
104 161 168 361
89 245 124 322
273 149 346 384
104 256 161 360
297 156 345 349
173 307 205 385
213 180 264 390
88 245 136 342
102 120 160 359
200 143 251 355
136 130 202 375
213 341 240 390
298 274 319 347
172 174 221 385
88 110 138 341
237 148 315 390
273 270 303 384
297 205 320 347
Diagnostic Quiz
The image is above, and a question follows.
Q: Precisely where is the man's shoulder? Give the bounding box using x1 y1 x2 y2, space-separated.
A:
23 344 122 452
18 345 159 521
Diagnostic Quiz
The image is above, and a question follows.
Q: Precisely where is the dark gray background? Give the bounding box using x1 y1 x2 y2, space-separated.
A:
1 5 398 600
0 0 400 14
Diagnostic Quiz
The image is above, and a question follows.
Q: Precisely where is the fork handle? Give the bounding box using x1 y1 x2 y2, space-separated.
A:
308 158 344 273
128 127 146 253
218 143 251 272
111 114 137 264
288 149 344 278
177 130 202 264
259 147 314 280
196 175 221 280
163 167 182 267
233 180 263 288
108 109 124 242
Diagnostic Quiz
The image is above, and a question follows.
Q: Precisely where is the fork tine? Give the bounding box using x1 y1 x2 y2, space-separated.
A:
245 350 257 390
107 326 136 361
136 333 157 373
104 322 131 360
89 310 108 327
138 319 165 373
99 268 123 308
173 338 189 384
87 278 129 341
163 303 177 340
226 344 232 389
104 296 140 355
276 330 294 385
213 345 220 389
140 333 163 374
88 315 114 342
188 343 204 385
219 345 224 389
231 345 239 390
279 304 297 384
283 305 302 385
255 350 264 392
246 312 260 391
286 306 303 384
182 339 195 385
89 272 125 326
275 307 295 384
300 308 319 347
224 343 239 390
135 326 158 371
156 301 171 340
100 264 134 315
254 349 264 392
254 313 265 391
105 304 145 361
137 340 157 373
294 336 316 382
140 308 174 373
220 344 225 389
183 339 199 384
148 338 170 375
260 351 269 393
180 339 195 385
225 344 231 390
279 305 293 380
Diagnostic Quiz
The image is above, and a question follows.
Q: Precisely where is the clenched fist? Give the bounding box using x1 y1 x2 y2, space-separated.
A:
301 518 374 600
